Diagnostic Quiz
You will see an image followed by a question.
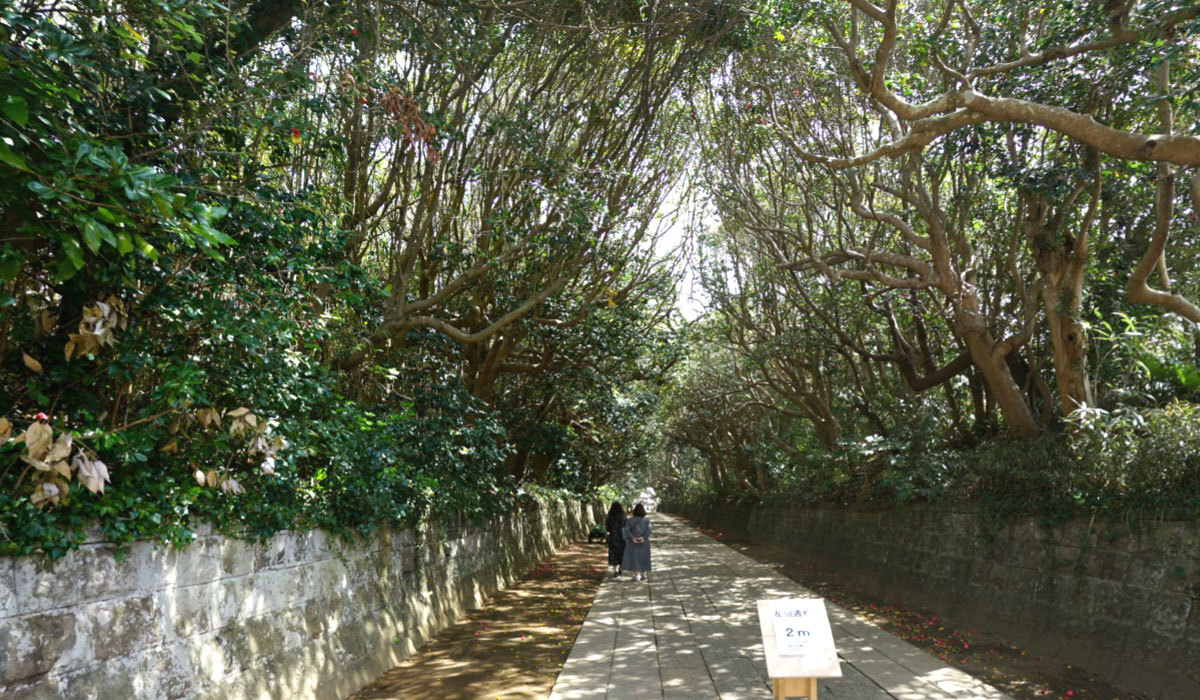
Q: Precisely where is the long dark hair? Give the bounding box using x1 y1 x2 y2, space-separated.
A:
632 503 646 518
607 502 625 519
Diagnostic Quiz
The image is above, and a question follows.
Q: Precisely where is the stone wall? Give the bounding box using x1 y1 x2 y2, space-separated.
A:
667 500 1200 700
0 499 600 699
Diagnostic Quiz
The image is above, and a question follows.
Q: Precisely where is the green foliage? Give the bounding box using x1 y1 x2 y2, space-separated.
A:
1 0 720 557
0 2 232 289
659 0 1200 522
13 0 1200 560
0 184 522 554
666 401 1200 528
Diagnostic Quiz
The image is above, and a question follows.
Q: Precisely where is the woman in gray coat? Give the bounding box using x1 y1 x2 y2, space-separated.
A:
621 503 651 581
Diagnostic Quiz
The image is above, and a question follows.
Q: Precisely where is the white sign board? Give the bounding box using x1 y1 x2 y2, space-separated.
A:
757 598 842 679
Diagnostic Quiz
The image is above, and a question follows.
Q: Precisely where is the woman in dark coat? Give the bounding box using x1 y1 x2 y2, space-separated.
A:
621 503 651 581
604 502 626 577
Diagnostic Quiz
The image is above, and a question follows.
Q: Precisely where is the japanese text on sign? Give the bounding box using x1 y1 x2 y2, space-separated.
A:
771 605 813 654
756 598 842 678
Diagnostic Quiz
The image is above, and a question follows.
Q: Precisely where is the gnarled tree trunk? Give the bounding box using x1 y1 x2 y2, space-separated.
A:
955 294 1041 439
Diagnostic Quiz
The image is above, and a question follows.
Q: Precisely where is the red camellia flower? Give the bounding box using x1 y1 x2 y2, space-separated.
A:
351 28 358 36
290 128 301 146
34 412 48 421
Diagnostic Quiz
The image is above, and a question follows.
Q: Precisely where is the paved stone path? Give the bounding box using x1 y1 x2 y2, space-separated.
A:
550 514 1013 700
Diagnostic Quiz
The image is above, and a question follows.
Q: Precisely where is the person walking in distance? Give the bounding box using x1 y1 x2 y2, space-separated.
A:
621 503 651 582
605 502 626 577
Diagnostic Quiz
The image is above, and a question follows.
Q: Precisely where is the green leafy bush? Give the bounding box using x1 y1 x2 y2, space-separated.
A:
2 1 690 558
0 187 522 556
669 401 1200 528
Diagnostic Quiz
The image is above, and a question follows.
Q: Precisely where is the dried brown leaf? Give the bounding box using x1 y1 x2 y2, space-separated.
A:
82 304 104 325
22 352 42 373
75 455 110 494
68 332 100 358
44 434 72 463
35 310 58 336
51 460 71 479
30 482 56 507
30 478 69 508
20 454 51 471
22 422 53 460
196 407 220 429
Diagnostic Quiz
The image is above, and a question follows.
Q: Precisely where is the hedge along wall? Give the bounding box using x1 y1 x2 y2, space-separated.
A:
666 501 1200 700
0 499 599 700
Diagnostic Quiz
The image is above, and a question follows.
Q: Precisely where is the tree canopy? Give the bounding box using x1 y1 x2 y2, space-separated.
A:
2 0 1199 555
660 0 1200 509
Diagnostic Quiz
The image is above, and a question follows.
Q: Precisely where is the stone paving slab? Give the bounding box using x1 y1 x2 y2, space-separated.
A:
550 514 1013 700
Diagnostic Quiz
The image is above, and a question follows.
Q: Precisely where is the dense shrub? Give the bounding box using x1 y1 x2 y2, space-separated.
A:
663 401 1200 527
0 189 521 557
0 2 683 558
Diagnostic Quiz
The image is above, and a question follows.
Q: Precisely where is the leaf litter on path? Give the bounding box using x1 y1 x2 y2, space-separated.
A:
346 539 606 699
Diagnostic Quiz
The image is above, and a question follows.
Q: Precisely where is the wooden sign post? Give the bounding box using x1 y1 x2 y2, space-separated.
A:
756 598 842 700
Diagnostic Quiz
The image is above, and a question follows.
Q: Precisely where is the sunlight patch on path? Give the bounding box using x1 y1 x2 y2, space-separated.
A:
551 514 1013 700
